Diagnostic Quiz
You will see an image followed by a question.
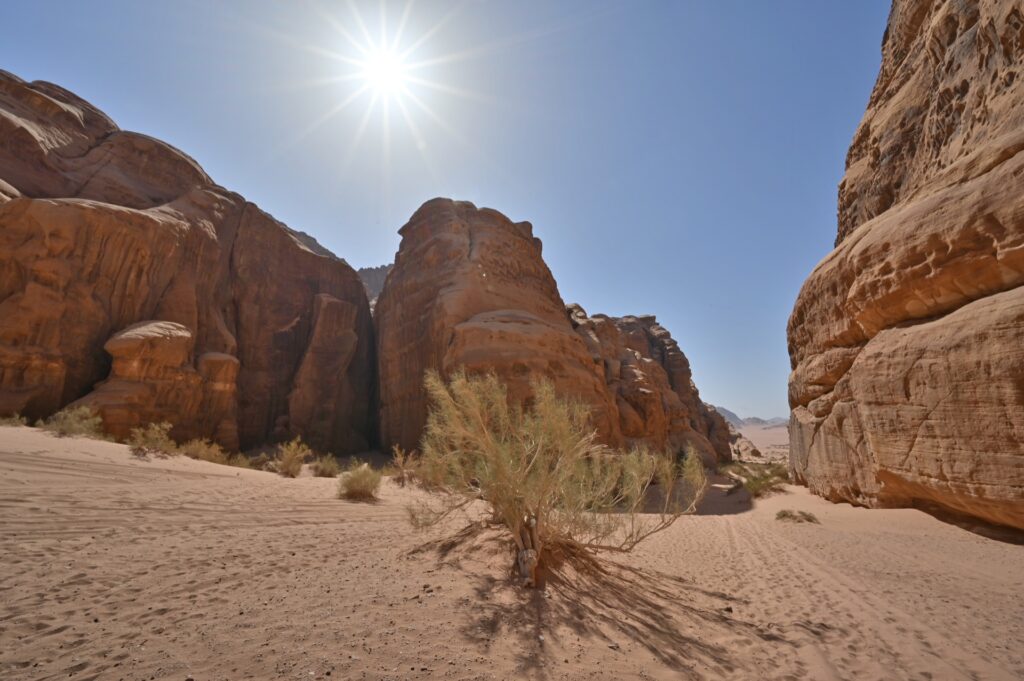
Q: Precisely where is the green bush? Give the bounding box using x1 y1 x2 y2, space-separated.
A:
276 437 311 478
411 370 707 587
339 460 382 501
41 406 109 439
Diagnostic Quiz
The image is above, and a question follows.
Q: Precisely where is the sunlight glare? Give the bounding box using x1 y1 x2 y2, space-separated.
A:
360 48 408 96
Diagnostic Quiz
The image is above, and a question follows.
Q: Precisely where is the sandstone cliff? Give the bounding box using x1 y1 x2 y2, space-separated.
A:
375 198 732 463
0 71 375 453
787 0 1024 529
567 305 734 465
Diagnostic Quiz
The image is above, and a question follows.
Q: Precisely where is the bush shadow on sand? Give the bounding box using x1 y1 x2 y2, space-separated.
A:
410 523 791 679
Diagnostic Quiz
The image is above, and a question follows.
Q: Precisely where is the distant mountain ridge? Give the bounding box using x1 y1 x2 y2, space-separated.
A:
357 264 393 309
710 405 786 429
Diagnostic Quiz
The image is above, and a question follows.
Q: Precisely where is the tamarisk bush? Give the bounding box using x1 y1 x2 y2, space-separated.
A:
410 370 707 587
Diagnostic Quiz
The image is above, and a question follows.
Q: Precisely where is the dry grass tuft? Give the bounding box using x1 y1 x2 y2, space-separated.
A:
339 460 382 501
179 438 229 465
127 422 177 457
776 509 819 524
722 462 789 498
0 413 28 427
410 370 707 587
40 406 110 439
227 453 252 469
250 452 276 472
387 445 416 487
276 438 311 478
312 454 340 478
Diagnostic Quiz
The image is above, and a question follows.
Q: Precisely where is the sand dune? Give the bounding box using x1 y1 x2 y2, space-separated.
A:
1 426 1022 680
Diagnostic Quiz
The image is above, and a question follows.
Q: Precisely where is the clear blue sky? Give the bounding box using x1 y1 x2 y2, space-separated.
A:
2 1 889 419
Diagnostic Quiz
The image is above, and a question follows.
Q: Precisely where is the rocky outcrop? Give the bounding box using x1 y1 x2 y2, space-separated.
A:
375 198 732 464
70 321 238 446
788 0 1024 529
567 306 733 465
0 70 375 454
375 199 620 453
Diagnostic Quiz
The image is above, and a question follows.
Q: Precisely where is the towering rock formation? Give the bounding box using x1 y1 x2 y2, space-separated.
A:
375 199 620 453
375 198 732 463
0 71 375 453
788 0 1024 529
567 306 733 465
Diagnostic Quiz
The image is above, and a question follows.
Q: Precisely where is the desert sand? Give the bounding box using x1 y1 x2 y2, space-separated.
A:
1 426 1022 681
737 424 789 464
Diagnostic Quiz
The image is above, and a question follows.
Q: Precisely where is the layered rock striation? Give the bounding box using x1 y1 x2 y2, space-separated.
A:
787 0 1024 528
0 71 375 453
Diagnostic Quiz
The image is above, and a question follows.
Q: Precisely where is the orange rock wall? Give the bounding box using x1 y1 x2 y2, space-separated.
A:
787 0 1024 528
0 71 375 454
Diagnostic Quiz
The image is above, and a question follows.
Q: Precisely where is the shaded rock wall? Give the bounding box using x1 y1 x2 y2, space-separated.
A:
787 0 1024 529
0 70 375 454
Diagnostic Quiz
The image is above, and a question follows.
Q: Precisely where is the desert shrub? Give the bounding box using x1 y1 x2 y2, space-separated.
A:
776 509 819 524
338 460 382 501
127 422 177 457
250 452 275 472
312 454 340 478
722 462 789 498
179 438 229 465
388 445 416 487
41 406 109 439
276 437 311 478
411 370 707 587
227 453 252 469
0 413 28 427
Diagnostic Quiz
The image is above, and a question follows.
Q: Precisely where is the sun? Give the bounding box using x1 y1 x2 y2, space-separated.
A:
359 48 409 96
272 1 490 168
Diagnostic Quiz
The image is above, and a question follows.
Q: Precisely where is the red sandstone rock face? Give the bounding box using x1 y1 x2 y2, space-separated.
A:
567 305 733 465
375 198 731 464
0 70 375 454
375 199 619 453
788 0 1024 529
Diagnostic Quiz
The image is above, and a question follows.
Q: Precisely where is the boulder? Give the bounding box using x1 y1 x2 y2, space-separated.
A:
787 0 1024 528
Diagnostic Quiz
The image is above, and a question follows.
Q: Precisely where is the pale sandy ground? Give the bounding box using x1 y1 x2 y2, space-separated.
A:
738 424 789 464
1 425 1022 681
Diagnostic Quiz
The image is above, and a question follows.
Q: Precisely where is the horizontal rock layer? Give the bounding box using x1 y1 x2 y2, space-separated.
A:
787 0 1024 529
0 70 375 453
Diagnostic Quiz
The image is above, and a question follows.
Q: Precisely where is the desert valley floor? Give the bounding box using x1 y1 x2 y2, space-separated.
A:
1 426 1022 681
